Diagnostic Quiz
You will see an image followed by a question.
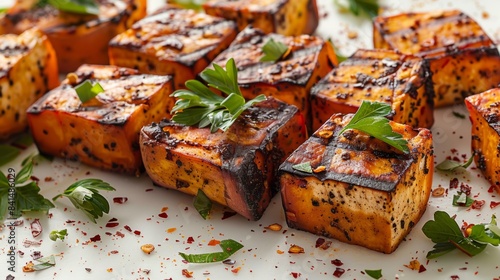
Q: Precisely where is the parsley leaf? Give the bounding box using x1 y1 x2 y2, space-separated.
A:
452 192 475 207
260 38 289 63
422 211 500 259
335 0 380 18
194 189 212 220
292 162 313 173
365 269 383 279
49 229 68 241
168 0 206 10
171 58 266 133
53 179 115 223
45 0 99 15
339 101 409 153
32 255 56 271
436 156 474 172
75 80 104 103
179 239 244 263
0 145 21 166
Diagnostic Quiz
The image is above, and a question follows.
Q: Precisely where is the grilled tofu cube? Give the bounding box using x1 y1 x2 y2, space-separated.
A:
27 64 174 175
140 97 307 220
279 114 433 253
0 0 146 73
310 49 434 131
465 88 500 194
373 10 500 107
203 0 319 36
109 6 237 89
210 26 337 130
0 28 59 140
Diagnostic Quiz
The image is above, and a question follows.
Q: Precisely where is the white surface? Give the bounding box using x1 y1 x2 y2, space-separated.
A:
2 0 500 279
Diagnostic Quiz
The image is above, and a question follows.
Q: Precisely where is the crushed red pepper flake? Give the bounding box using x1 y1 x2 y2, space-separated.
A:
288 244 305 254
181 268 193 278
471 200 485 210
158 212 168 219
90 234 101 242
186 237 194 244
113 197 128 204
491 201 500 208
291 272 301 278
231 267 241 274
207 239 220 246
315 237 332 249
333 267 345 278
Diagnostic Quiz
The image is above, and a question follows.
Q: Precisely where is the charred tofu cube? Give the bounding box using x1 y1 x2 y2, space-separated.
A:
203 0 319 36
109 6 237 89
465 88 500 194
0 28 59 140
279 114 433 253
310 49 434 131
27 64 174 175
140 97 307 220
210 26 337 130
373 10 500 107
0 0 146 73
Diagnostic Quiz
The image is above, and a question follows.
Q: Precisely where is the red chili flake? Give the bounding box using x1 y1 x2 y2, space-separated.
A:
158 212 168 219
471 200 485 210
85 268 91 272
460 183 471 196
116 231 125 238
488 186 496 193
315 238 326 248
208 239 220 246
333 267 345 278
30 219 42 238
419 265 427 273
124 225 132 232
31 251 42 260
65 220 75 224
490 201 500 209
44 177 53 182
222 211 237 220
223 259 236 265
90 234 101 242
17 250 24 256
186 237 195 244
181 268 193 278
105 232 112 236
315 238 332 250
331 259 343 266
106 218 119 228
291 272 301 278
30 176 39 182
451 275 460 280
450 178 459 189
133 230 141 235
113 197 128 204
145 188 153 192
110 250 119 255
23 240 42 248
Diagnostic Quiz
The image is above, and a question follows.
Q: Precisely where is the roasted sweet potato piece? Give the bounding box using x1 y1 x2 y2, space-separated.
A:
0 0 146 73
465 88 500 194
140 97 307 220
310 49 434 131
203 0 319 36
373 10 500 107
109 6 237 89
0 28 59 140
209 26 337 131
27 64 174 175
279 114 433 253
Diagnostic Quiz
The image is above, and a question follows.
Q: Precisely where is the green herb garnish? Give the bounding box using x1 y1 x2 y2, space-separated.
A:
32 255 56 271
75 80 104 103
260 38 289 63
292 162 313 173
49 229 68 241
339 101 409 153
171 58 266 133
452 192 474 207
194 189 212 220
168 0 206 10
335 0 380 18
179 239 244 263
364 269 383 279
0 156 55 221
452 111 466 119
422 211 500 259
0 145 21 166
52 179 115 223
436 156 474 172
40 0 99 15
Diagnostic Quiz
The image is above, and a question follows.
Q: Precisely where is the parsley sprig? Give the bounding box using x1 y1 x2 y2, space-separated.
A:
171 58 266 133
49 229 68 241
179 239 244 263
339 101 409 154
422 211 500 259
260 38 289 63
0 156 54 221
335 0 380 18
52 179 115 223
194 189 212 219
436 156 474 172
37 0 99 15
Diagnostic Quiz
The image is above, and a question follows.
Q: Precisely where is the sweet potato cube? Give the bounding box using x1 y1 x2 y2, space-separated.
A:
209 26 337 131
310 49 434 131
0 28 59 140
140 97 307 220
109 6 237 89
279 114 433 253
203 0 319 36
27 64 174 175
0 0 146 73
465 88 500 194
373 10 500 107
